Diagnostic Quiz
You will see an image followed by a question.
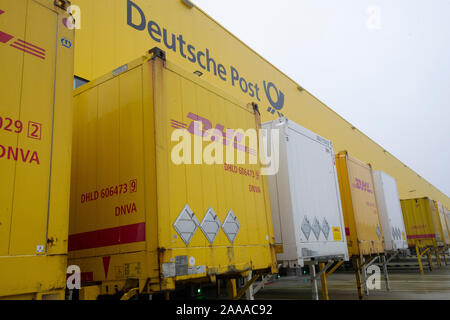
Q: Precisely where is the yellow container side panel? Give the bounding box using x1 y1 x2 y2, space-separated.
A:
69 66 147 260
0 0 74 298
71 0 449 209
400 198 437 247
154 60 275 274
69 55 276 289
335 152 384 256
335 152 359 257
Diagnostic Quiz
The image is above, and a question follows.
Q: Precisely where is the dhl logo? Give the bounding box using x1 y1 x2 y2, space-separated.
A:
171 112 257 156
0 9 46 60
352 178 373 194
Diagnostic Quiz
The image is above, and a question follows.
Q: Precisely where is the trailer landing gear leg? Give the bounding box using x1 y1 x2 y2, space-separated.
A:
310 264 319 301
319 263 328 301
426 249 433 272
227 279 237 300
382 255 390 291
245 271 255 300
353 256 363 300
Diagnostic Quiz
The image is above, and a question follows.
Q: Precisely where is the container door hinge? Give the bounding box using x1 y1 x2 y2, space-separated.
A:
149 47 166 61
54 0 71 10
252 103 260 115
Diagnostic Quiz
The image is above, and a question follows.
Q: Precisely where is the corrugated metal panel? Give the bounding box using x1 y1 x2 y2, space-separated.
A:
335 151 384 257
264 118 348 267
400 198 439 247
0 0 74 298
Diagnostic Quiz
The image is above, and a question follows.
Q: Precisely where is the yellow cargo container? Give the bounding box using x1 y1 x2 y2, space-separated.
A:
335 151 384 257
400 198 446 248
68 48 277 299
0 0 74 299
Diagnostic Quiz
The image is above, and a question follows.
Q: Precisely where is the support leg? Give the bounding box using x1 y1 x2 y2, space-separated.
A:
319 262 329 301
382 254 390 291
361 257 369 296
216 279 221 298
227 279 237 300
310 264 319 301
426 250 433 271
353 256 364 300
415 245 424 275
245 272 255 300
434 245 442 267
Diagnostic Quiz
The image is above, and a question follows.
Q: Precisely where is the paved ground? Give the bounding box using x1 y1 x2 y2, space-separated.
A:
254 265 450 300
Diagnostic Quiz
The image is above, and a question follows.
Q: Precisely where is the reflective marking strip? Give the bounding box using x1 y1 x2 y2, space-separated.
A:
16 39 45 52
13 41 45 56
68 223 146 251
10 43 45 59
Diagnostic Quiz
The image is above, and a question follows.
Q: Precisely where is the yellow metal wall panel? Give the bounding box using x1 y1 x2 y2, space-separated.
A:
335 151 384 256
0 0 74 298
69 53 276 291
71 0 449 209
400 198 438 247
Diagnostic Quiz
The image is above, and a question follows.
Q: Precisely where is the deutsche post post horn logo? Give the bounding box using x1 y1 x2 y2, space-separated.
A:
264 81 285 117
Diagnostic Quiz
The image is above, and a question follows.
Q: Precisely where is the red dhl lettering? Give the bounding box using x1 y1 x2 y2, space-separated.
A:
0 144 39 164
115 203 137 216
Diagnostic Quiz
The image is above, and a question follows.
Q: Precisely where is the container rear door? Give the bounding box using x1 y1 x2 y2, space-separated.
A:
346 157 384 254
0 0 58 256
285 124 347 259
154 61 276 274
374 171 408 250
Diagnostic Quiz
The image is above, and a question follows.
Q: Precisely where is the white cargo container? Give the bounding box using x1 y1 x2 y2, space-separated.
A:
373 171 408 251
263 118 348 268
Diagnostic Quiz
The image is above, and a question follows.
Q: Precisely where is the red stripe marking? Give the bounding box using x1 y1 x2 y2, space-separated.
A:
171 125 187 130
17 38 45 52
345 228 350 236
0 31 13 43
68 223 146 251
0 9 4 15
10 44 45 59
12 41 46 56
407 234 436 239
171 120 187 126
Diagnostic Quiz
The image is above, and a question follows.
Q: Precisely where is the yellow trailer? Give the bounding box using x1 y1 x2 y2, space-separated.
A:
335 151 384 257
401 198 446 247
68 48 277 300
400 198 448 273
0 0 74 299
335 151 385 299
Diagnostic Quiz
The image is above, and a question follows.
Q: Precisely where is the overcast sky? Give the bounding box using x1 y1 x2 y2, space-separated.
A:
194 0 450 197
